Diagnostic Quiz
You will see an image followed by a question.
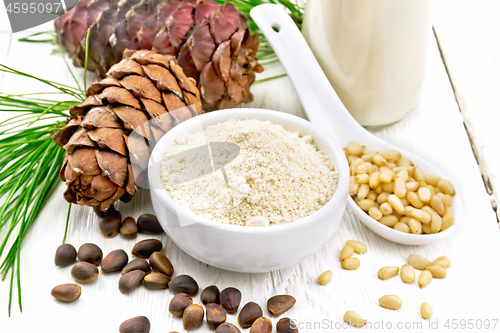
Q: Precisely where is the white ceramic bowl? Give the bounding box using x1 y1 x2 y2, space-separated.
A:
148 108 349 273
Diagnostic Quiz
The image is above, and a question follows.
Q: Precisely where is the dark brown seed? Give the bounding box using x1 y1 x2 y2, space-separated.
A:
238 302 263 328
132 239 162 258
215 323 241 333
71 262 99 283
267 295 296 316
120 217 138 239
183 304 204 331
119 316 150 333
54 244 77 267
143 272 170 290
93 205 117 218
119 270 146 293
169 293 193 317
99 213 121 238
250 317 273 333
137 213 164 234
206 303 226 329
77 243 103 265
220 287 242 314
168 275 199 296
149 251 174 276
101 249 129 273
51 283 81 302
201 285 220 305
122 258 151 275
276 318 299 333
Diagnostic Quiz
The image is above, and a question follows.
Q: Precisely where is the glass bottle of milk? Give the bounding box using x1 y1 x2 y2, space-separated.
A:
302 0 433 129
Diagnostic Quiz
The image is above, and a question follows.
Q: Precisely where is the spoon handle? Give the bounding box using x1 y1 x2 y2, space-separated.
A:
251 4 364 143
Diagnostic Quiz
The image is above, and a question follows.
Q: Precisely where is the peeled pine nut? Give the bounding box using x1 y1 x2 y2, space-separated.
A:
426 265 447 279
408 254 431 270
394 222 410 233
355 173 369 184
400 197 409 206
393 166 414 175
430 214 442 233
368 207 382 220
422 223 433 234
432 256 451 269
418 270 433 288
379 203 393 216
358 199 375 211
443 194 453 207
413 167 425 181
422 205 438 216
375 185 383 194
408 218 422 234
406 181 419 192
407 192 424 209
343 310 366 328
380 216 398 228
377 192 390 204
380 149 401 161
378 266 399 280
339 245 354 261
421 302 433 319
361 152 377 162
346 141 362 156
430 196 445 216
388 195 405 215
357 184 370 200
379 295 402 310
437 178 455 195
369 172 381 188
394 178 407 198
410 209 431 224
401 264 415 283
399 216 411 224
351 158 364 176
424 174 441 186
318 270 332 285
397 156 413 166
346 240 367 254
349 183 359 196
417 187 431 203
382 182 395 193
342 258 360 270
380 169 395 183
441 207 454 230
373 154 388 167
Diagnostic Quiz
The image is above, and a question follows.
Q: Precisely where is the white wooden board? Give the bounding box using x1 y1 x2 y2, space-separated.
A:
1 4 500 333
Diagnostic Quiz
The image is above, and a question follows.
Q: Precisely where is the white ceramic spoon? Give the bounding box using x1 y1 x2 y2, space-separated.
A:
251 4 461 245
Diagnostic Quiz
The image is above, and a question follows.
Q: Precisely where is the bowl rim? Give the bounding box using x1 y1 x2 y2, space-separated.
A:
148 108 349 234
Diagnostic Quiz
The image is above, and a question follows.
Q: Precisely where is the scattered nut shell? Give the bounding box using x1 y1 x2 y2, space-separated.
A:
137 214 164 234
183 304 204 331
206 303 226 329
54 244 77 267
71 262 99 283
220 287 242 314
131 239 162 258
276 318 299 333
250 317 272 333
215 323 241 333
238 302 263 328
101 249 128 273
99 213 121 238
51 283 81 302
169 293 193 317
119 270 145 294
119 316 150 333
77 243 103 266
168 275 199 296
149 251 174 277
201 285 220 305
144 272 170 290
122 258 151 275
120 217 138 239
267 295 296 316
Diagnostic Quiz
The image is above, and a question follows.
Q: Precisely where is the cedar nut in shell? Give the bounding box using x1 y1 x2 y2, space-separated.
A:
51 283 81 302
71 262 99 283
250 317 273 333
119 316 150 333
54 244 77 267
122 258 151 275
183 304 204 331
220 287 241 314
101 249 128 273
137 214 164 234
131 239 162 258
201 285 220 305
168 274 199 296
77 243 103 265
143 272 170 290
238 302 263 328
149 251 174 276
267 295 296 316
215 323 241 333
99 213 121 238
169 293 193 317
206 303 226 329
276 318 299 333
120 217 138 239
119 270 145 293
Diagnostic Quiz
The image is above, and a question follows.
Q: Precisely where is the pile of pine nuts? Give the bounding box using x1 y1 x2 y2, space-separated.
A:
339 240 366 270
344 141 456 234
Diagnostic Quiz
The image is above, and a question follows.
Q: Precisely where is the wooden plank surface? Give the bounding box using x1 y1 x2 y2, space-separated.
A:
1 4 500 333
433 0 500 224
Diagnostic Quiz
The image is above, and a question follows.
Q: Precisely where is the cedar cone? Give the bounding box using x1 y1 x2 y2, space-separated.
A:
54 0 264 110
53 49 203 212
